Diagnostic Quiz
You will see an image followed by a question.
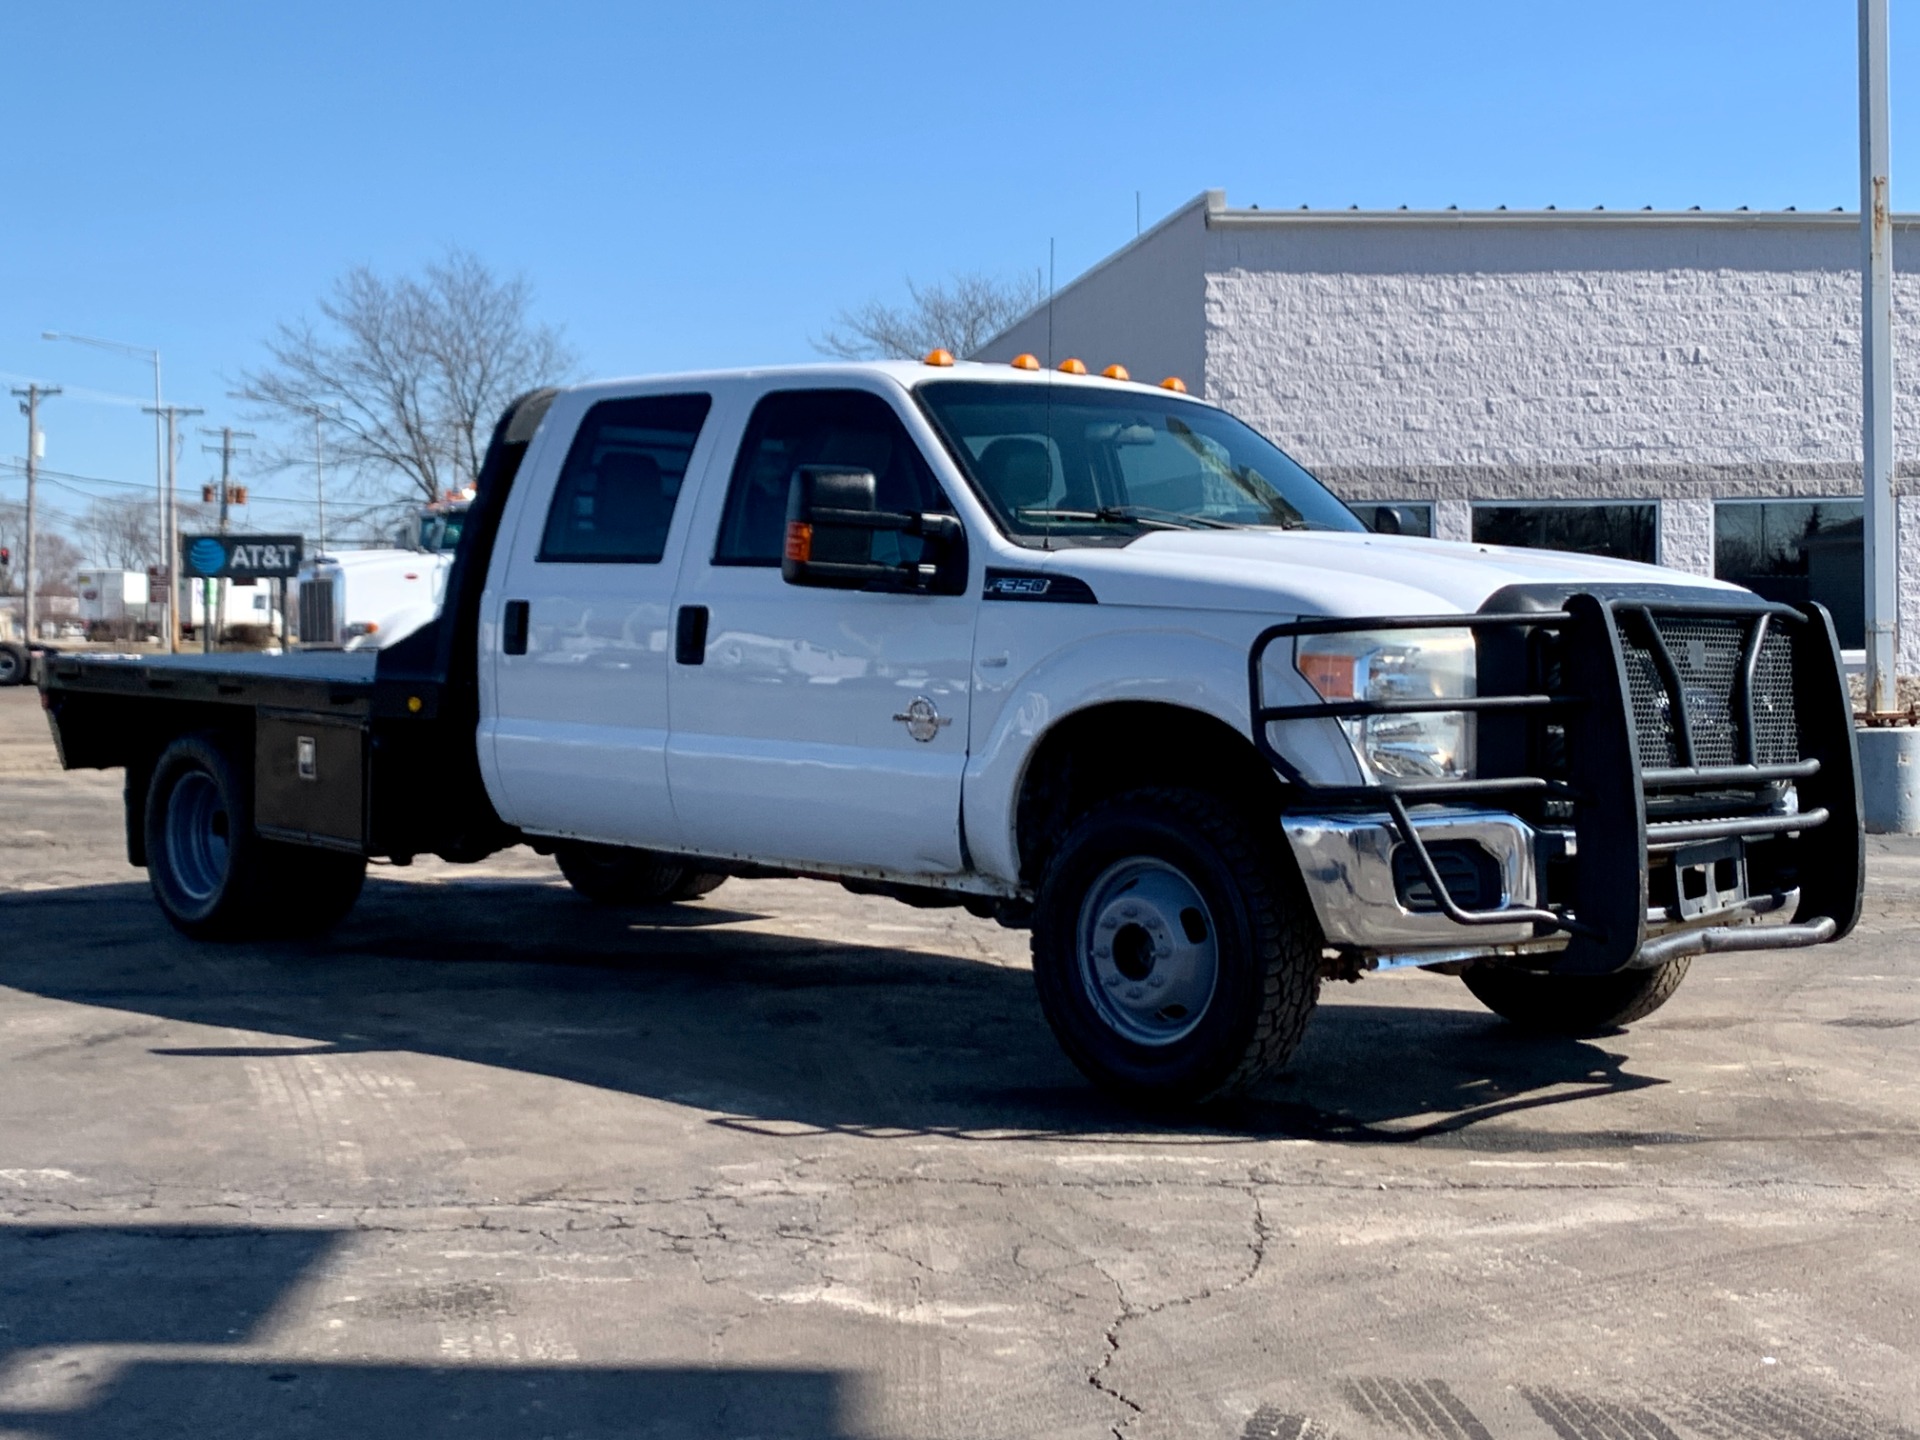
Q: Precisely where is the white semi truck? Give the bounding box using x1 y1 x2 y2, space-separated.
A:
295 500 468 648
39 361 1864 1106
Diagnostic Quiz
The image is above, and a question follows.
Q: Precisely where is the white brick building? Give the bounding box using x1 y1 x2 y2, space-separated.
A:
975 191 1920 669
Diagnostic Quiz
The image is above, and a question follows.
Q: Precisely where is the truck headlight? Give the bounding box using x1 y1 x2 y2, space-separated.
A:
1294 629 1476 781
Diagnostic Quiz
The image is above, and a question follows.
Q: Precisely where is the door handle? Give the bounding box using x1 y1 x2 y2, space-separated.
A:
502 599 529 655
675 605 709 665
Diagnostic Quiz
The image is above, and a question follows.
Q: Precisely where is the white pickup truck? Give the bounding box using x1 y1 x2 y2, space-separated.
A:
40 360 1864 1105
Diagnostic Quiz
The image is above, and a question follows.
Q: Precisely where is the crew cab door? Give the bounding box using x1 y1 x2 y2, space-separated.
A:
481 387 721 848
666 386 974 874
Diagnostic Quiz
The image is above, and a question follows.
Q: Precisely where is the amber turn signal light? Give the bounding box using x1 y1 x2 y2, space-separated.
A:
923 348 956 366
1101 364 1130 381
1010 353 1040 371
1058 357 1088 374
1159 376 1188 392
784 521 814 563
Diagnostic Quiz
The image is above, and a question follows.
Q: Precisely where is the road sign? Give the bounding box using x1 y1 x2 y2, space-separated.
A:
180 534 303 580
146 565 170 586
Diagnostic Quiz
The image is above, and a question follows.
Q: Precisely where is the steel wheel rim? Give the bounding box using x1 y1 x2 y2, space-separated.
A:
1076 856 1219 1047
0 652 18 683
164 769 230 903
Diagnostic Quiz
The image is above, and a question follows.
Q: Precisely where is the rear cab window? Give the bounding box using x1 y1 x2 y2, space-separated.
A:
538 393 713 563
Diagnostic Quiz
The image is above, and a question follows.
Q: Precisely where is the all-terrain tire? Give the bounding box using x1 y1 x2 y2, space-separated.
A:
1030 786 1322 1108
1461 957 1692 1036
144 733 368 940
555 842 728 906
0 642 27 687
144 733 270 939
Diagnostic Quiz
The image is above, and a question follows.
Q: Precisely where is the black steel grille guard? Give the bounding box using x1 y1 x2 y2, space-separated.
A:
1248 590 1865 974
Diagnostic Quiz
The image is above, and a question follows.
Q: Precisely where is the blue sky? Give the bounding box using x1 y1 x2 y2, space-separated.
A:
0 0 1904 542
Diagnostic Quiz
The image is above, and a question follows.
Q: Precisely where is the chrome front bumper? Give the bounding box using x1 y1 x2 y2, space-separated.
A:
1281 805 1819 967
1281 807 1547 951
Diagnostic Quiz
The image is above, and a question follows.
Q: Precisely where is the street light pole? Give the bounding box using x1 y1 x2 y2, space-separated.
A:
1861 0 1900 717
144 403 203 652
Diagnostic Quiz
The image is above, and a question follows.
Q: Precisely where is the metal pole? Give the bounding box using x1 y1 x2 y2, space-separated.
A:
1862 0 1900 716
12 385 60 643
314 411 326 553
143 404 202 653
151 353 165 641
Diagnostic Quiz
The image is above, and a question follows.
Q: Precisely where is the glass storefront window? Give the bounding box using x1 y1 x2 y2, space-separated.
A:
1350 503 1434 538
1714 500 1864 646
1471 503 1658 564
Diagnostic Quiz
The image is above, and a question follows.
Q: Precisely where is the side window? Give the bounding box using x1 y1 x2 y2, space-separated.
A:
538 393 713 563
715 389 950 566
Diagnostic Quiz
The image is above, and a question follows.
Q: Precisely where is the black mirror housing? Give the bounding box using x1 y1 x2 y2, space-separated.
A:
782 466 965 593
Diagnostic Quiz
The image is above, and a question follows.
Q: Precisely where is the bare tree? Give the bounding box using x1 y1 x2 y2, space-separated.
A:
30 531 84 598
238 248 577 510
814 270 1046 361
75 496 160 571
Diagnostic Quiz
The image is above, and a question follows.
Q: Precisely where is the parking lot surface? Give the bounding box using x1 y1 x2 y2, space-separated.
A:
3 684 1919 1439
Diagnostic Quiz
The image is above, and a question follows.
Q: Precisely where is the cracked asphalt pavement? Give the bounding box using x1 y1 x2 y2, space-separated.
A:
2 685 1919 1439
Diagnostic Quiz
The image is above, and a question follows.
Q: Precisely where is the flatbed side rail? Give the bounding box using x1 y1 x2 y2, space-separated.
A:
1247 593 1862 973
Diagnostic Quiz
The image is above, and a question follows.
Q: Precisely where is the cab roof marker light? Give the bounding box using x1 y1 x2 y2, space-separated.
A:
1058 358 1088 375
1010 353 1041 371
923 348 956 367
1101 364 1130 381
1159 376 1188 392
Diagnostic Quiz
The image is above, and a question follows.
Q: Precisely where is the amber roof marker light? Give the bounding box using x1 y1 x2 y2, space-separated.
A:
1057 357 1088 375
1159 376 1188 392
1010 353 1041 371
1101 364 1130 381
923 348 956 366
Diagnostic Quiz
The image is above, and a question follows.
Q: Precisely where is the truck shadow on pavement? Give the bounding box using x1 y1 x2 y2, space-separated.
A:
0 1224 853 1439
0 877 1662 1147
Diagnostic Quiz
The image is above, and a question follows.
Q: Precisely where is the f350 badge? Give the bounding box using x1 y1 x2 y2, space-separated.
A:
892 696 952 743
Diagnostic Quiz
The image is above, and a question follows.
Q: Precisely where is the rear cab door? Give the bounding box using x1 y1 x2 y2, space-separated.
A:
478 381 732 849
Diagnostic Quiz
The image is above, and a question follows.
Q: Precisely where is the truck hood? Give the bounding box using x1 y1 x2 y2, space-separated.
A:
1042 529 1742 617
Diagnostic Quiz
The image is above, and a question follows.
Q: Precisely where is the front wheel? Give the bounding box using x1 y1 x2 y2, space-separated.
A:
1461 957 1692 1036
554 842 727 906
1030 787 1322 1108
0 642 27 687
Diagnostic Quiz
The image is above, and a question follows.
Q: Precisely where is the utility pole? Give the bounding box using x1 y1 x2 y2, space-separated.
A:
11 385 60 643
1861 0 1899 717
144 403 203 652
200 427 252 651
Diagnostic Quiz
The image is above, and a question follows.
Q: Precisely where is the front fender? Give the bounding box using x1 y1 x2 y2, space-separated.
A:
962 610 1359 884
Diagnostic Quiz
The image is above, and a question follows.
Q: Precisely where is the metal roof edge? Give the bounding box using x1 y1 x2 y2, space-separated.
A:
967 190 1217 358
1207 207 1920 227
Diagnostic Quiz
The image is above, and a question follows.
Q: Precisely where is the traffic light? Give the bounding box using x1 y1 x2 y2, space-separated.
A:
0 546 9 567
231 486 248 505
202 484 215 503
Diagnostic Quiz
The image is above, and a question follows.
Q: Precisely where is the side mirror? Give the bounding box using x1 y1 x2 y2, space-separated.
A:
782 466 963 592
1371 506 1402 536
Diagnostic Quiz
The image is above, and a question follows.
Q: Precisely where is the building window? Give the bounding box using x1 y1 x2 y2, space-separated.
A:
1471 502 1657 565
1349 503 1433 538
1714 500 1864 647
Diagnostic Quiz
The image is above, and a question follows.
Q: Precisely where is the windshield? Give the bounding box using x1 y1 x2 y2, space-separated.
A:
418 508 467 552
915 380 1362 547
